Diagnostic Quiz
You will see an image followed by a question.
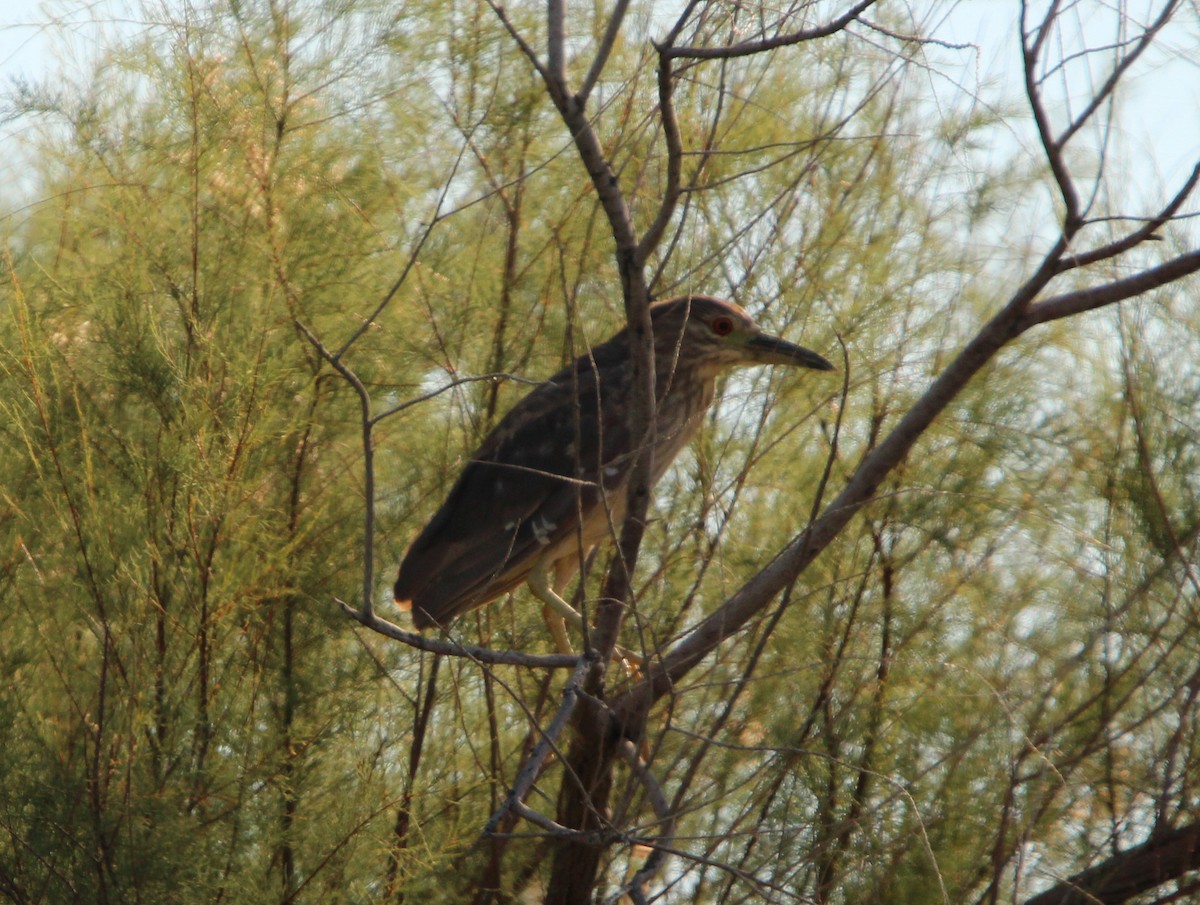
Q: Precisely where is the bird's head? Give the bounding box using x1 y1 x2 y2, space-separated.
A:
650 295 835 376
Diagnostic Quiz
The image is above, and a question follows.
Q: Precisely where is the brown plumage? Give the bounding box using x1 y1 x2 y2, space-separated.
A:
394 295 833 645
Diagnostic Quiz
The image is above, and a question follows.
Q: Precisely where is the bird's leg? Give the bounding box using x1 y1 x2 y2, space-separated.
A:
528 563 579 656
529 561 642 672
542 606 573 656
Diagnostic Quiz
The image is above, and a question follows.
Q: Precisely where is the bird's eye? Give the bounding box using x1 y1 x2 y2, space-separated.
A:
712 316 734 336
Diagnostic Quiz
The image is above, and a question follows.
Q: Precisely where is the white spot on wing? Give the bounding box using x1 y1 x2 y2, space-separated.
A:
531 515 556 545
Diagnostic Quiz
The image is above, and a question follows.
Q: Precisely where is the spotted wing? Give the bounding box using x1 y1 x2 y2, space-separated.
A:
395 353 632 629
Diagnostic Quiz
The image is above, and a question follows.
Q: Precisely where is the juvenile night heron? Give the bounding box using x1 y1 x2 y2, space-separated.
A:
394 295 833 653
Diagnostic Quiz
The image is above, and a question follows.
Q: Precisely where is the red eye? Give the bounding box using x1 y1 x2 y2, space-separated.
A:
712 316 734 336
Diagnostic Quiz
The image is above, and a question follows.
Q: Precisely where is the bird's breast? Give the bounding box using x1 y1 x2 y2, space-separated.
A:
650 374 716 479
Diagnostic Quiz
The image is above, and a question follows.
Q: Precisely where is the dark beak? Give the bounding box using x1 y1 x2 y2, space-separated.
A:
746 333 835 371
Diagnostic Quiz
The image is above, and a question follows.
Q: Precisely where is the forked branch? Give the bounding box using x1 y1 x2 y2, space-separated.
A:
663 0 878 61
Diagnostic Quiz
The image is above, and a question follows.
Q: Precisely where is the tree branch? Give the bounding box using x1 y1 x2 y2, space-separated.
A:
482 6 661 899
1055 0 1180 150
295 318 378 619
603 739 674 905
1024 821 1200 905
547 0 566 85
336 599 580 669
1060 160 1200 272
663 0 878 61
1021 0 1080 232
577 0 632 105
483 653 596 834
612 248 1071 724
1020 248 1200 329
635 43 684 264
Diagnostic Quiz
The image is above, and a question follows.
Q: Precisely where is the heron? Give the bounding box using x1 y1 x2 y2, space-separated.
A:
394 295 833 654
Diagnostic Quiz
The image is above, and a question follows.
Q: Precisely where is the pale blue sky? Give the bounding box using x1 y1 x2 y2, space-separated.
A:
2 1 1197 213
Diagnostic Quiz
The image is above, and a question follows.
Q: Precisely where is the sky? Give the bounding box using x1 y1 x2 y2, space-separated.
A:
1 1 1198 215
1 0 57 92
938 0 1200 189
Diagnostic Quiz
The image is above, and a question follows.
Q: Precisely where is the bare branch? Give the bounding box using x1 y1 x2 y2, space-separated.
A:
602 739 675 905
484 0 553 85
371 372 541 426
547 0 565 86
664 0 878 61
1021 0 1064 61
659 0 703 49
335 598 581 669
577 0 632 105
635 45 684 263
480 5 666 894
295 318 379 618
1056 0 1181 149
511 801 581 836
1021 248 1200 328
615 249 1070 721
1023 820 1200 905
1020 0 1080 232
615 222 1200 723
1060 160 1200 271
483 653 596 834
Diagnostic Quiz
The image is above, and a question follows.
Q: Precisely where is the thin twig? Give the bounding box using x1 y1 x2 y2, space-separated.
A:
483 652 596 834
601 739 676 905
333 139 473 362
636 42 684 263
485 0 554 85
371 372 540 426
1055 0 1181 149
1020 0 1080 232
295 319 379 617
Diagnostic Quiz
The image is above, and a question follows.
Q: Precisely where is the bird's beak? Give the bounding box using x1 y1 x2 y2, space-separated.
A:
745 333 835 371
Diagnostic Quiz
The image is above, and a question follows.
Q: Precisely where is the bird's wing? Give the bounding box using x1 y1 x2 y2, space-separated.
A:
395 360 633 628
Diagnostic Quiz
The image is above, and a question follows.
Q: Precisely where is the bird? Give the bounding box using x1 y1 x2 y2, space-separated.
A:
394 295 834 653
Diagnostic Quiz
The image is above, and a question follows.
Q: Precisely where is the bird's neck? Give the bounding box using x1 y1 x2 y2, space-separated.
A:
645 361 716 475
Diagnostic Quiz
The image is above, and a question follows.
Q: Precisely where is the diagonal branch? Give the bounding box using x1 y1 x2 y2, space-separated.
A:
482 652 596 834
1055 0 1181 150
610 247 1071 724
614 229 1200 728
1022 248 1200 329
601 739 675 905
1023 820 1200 905
663 0 878 61
1060 160 1200 272
485 0 553 85
577 0 632 105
